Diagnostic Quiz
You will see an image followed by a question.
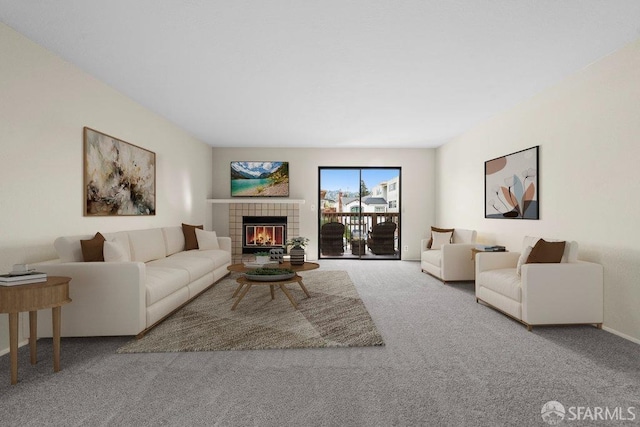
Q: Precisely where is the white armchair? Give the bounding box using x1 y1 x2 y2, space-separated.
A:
421 228 477 282
475 236 603 330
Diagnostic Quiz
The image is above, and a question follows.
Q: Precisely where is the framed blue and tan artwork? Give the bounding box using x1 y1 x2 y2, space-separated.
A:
485 146 539 219
230 161 289 197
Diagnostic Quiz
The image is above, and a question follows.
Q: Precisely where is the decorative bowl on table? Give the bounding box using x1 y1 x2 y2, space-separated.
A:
243 268 296 282
243 260 278 268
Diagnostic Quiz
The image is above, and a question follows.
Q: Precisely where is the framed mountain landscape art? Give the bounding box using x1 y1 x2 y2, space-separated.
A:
84 127 156 216
230 161 289 197
485 146 539 219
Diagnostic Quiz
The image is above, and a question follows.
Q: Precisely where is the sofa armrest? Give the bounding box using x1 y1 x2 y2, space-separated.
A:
217 236 232 253
35 261 146 337
421 239 431 252
440 243 477 280
476 251 520 273
521 261 603 325
442 243 476 257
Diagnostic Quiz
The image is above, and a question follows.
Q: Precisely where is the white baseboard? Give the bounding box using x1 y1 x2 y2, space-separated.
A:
603 326 640 345
0 338 29 357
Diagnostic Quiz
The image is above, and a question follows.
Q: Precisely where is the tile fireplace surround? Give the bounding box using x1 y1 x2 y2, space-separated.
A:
229 203 300 263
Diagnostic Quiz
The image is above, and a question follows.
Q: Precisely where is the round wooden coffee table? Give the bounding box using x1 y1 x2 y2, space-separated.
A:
227 262 319 310
227 261 319 274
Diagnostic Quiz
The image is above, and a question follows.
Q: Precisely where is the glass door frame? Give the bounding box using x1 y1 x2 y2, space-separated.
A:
318 166 401 260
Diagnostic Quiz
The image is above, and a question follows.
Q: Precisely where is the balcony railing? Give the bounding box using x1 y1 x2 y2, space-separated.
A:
320 212 400 242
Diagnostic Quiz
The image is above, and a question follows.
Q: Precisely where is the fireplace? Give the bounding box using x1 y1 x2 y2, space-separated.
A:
242 216 287 254
228 203 299 263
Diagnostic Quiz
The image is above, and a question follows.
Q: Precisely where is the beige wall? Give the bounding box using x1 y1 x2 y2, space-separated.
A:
210 148 436 261
0 24 214 354
436 39 640 343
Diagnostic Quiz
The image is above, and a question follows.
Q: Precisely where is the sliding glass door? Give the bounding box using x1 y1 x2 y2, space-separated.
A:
318 167 401 260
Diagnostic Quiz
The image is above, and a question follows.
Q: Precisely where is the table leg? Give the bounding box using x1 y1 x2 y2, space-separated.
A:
279 284 298 309
29 311 37 365
52 306 61 372
270 285 275 300
231 283 252 310
9 312 18 385
232 283 245 298
297 280 311 298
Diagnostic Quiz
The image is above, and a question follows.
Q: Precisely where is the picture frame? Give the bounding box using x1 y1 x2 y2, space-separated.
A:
230 161 289 197
485 146 539 219
84 127 156 216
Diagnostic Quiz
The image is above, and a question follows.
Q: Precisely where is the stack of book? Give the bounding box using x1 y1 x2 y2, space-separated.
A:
476 245 507 252
0 270 48 286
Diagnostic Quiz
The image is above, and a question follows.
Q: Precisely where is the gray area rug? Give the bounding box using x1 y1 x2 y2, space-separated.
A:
117 270 384 353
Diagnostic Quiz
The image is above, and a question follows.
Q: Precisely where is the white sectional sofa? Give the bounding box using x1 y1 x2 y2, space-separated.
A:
35 226 231 337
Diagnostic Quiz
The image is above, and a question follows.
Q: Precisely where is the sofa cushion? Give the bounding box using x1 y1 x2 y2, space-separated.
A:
452 229 476 244
563 241 579 263
102 231 132 261
54 234 93 262
128 228 167 262
195 228 220 250
516 246 533 276
175 249 232 270
182 223 203 250
431 231 453 249
427 227 454 248
526 239 565 264
145 266 190 306
421 248 442 267
80 232 106 262
103 240 129 262
148 255 214 283
477 268 521 302
522 236 578 263
162 226 185 256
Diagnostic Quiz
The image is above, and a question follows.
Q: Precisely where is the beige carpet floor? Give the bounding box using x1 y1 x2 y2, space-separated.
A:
117 270 384 353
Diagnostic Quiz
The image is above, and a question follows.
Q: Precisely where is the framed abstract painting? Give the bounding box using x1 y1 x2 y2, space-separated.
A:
84 127 156 216
485 146 539 219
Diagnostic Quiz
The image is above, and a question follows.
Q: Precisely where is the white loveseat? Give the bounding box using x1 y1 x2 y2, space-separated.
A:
421 229 477 282
35 226 231 337
475 236 603 330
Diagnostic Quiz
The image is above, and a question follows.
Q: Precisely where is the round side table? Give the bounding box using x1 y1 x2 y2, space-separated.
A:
0 276 72 385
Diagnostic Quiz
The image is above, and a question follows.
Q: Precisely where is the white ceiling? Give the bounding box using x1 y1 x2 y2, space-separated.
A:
2 1 640 148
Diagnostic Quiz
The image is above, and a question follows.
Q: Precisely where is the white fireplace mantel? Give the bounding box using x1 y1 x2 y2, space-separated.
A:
206 198 305 204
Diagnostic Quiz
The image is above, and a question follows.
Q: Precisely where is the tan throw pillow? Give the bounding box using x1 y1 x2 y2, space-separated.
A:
526 239 566 264
182 223 203 250
195 228 220 250
103 240 129 262
80 232 106 262
431 231 454 249
427 226 454 249
517 246 533 276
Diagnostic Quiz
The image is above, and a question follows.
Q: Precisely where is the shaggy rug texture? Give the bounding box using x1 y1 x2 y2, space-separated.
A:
117 270 384 353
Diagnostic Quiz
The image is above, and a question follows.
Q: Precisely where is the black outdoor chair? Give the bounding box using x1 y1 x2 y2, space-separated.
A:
321 222 345 255
367 222 397 255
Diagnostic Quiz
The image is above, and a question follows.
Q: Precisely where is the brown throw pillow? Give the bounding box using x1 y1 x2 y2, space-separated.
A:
526 239 566 264
428 226 455 248
182 223 203 250
80 232 106 262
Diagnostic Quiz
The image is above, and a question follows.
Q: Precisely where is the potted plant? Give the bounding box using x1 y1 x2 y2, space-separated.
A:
254 251 271 264
286 236 309 265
